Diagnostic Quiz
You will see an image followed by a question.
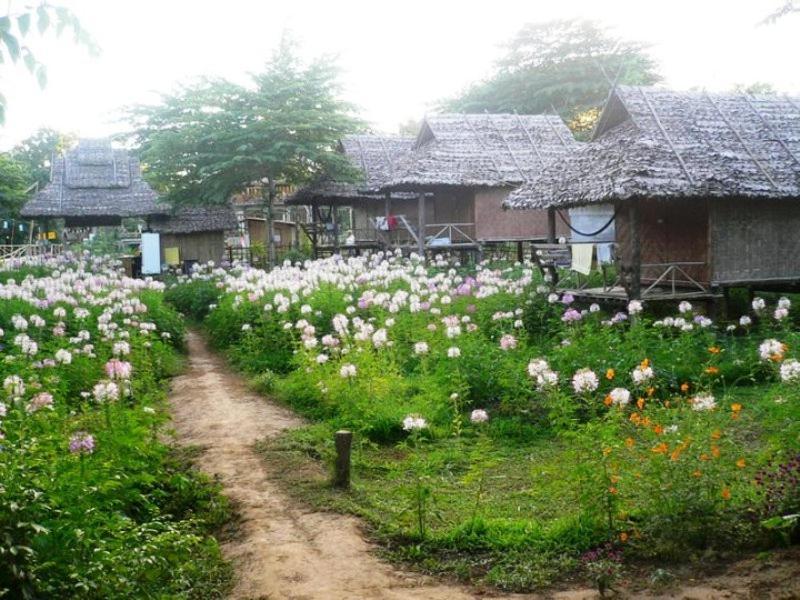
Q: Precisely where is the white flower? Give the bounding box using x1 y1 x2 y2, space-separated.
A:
414 341 429 355
571 368 599 394
678 301 693 314
3 375 25 398
739 315 752 327
447 346 461 358
527 358 550 377
752 297 766 312
759 339 786 362
779 359 800 382
241 323 251 331
92 380 120 403
339 363 357 378
691 393 716 411
470 409 489 423
536 370 559 390
402 414 427 431
589 303 601 313
774 307 789 321
627 300 643 315
54 348 73 365
632 363 654 385
608 387 631 407
316 354 329 365
778 296 791 310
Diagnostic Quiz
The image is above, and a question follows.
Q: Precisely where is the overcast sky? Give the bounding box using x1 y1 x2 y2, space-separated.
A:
1 0 798 150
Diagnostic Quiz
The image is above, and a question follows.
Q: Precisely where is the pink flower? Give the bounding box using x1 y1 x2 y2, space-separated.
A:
499 334 517 351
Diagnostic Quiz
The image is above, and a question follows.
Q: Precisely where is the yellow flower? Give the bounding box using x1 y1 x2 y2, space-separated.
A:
625 437 635 449
619 531 629 543
606 368 615 380
705 366 719 375
708 346 721 354
736 458 746 469
637 397 646 410
680 382 690 393
721 487 731 500
651 442 668 455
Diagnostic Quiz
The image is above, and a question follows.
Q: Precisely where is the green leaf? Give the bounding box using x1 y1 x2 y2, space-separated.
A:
22 48 36 73
36 64 47 89
0 16 10 32
37 5 50 34
1 31 20 62
17 13 31 36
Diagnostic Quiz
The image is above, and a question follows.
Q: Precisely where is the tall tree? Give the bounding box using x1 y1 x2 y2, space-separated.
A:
0 153 31 217
127 36 362 263
0 2 98 124
440 19 660 135
11 127 75 190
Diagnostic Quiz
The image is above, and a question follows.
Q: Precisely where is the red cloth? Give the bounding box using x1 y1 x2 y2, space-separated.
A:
386 215 398 230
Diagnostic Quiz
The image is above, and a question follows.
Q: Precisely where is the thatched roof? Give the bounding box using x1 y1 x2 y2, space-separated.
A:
285 135 415 206
20 138 166 224
505 86 800 210
384 113 578 190
150 205 238 234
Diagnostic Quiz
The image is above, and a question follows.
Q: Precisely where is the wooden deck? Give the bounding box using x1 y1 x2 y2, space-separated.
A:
566 285 722 303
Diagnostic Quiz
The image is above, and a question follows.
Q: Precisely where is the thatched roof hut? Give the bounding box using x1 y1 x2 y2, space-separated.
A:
505 86 800 299
20 138 166 226
505 86 800 209
386 113 577 190
150 205 237 235
285 135 415 206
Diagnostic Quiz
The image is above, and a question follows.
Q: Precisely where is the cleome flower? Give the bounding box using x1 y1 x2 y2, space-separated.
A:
572 368 599 394
779 359 800 382
759 339 787 362
402 414 427 431
690 393 717 411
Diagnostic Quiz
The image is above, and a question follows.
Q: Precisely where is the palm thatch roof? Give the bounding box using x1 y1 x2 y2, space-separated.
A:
285 135 416 206
20 138 166 224
505 86 800 210
384 113 578 190
150 205 238 234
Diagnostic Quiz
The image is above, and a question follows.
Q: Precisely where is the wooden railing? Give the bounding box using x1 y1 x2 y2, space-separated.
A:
0 244 64 261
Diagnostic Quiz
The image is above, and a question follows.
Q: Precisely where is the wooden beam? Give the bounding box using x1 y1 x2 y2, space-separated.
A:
547 208 556 243
628 202 642 300
417 192 426 258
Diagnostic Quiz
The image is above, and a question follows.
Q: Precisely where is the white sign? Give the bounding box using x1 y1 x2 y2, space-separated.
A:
141 232 161 275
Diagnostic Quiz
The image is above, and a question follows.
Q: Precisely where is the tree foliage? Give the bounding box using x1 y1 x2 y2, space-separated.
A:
0 154 31 216
11 127 75 190
0 2 98 124
126 37 363 207
440 19 661 135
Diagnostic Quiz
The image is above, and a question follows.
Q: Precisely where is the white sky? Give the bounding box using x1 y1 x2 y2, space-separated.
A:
1 0 798 150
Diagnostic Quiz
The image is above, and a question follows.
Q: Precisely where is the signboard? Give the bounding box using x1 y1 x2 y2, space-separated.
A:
141 232 161 275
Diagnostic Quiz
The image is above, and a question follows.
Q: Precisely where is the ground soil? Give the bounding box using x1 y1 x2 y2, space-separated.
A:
169 331 800 600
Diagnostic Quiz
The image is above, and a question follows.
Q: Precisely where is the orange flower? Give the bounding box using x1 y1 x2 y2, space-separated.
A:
705 366 720 375
619 531 629 543
711 445 721 458
736 458 746 469
680 382 690 393
630 412 641 425
608 486 618 495
670 448 683 461
646 386 655 397
721 487 731 501
603 446 612 457
625 437 635 448
651 442 668 455
653 424 664 435
711 429 722 440
700 453 710 461
640 358 650 369
708 346 721 354
730 403 742 420
610 474 620 484
692 469 702 478
637 397 646 410
606 368 615 380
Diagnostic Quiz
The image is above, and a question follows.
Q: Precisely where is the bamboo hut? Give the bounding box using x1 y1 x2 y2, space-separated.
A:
285 135 418 257
382 113 577 256
505 86 800 302
20 138 167 226
150 205 237 268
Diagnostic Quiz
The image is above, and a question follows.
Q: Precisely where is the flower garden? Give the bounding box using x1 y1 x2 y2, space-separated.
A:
3 250 798 596
165 251 800 592
0 254 231 598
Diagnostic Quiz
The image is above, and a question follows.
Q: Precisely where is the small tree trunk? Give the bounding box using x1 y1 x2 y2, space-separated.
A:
333 430 353 489
263 180 277 268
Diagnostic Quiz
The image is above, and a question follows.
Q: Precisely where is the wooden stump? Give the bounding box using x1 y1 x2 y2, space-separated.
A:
333 430 353 489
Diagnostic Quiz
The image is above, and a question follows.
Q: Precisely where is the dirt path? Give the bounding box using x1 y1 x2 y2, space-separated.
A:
169 331 800 600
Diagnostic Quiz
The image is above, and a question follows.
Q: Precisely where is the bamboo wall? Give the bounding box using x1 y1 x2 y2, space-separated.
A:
474 188 569 241
160 231 226 265
710 199 800 285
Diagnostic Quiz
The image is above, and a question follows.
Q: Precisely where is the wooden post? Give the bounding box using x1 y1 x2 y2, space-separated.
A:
547 207 556 243
417 192 426 259
333 430 353 489
516 240 524 263
628 202 642 300
311 205 319 260
331 205 340 254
